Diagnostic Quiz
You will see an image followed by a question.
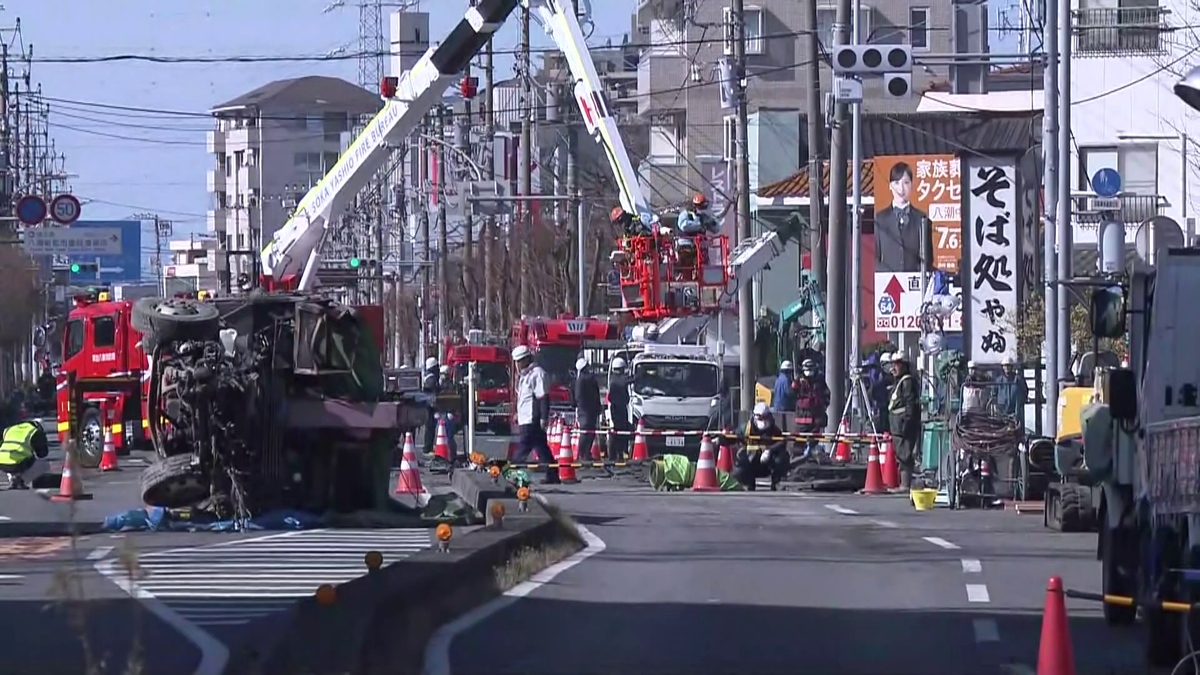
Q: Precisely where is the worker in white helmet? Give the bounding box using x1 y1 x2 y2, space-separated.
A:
995 356 1026 421
511 345 557 482
574 357 602 461
771 360 798 444
870 352 896 436
607 357 632 460
422 357 442 455
733 402 790 491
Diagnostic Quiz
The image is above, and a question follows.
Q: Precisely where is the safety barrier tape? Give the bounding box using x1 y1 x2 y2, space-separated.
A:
562 428 886 442
504 461 638 470
1065 589 1195 614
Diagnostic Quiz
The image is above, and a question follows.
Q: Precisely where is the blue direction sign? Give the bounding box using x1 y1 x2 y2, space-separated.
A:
15 195 47 226
1092 168 1122 198
67 220 143 283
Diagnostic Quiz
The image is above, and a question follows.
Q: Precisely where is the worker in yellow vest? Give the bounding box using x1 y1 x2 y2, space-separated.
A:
887 355 922 489
0 418 49 489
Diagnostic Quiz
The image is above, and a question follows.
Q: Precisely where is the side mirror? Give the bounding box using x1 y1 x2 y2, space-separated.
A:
1089 285 1126 339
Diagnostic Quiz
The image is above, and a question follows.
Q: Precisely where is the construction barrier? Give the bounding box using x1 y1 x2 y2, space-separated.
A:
565 427 885 443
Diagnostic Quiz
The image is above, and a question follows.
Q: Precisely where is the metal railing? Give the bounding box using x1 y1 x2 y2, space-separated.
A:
1073 6 1171 57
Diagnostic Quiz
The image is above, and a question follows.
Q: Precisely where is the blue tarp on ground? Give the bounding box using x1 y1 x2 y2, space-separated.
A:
102 507 322 533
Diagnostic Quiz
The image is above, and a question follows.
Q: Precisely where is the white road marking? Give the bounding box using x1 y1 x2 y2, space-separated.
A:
87 546 113 561
923 536 961 550
869 519 899 528
0 516 10 521
961 558 982 573
824 504 858 515
973 618 1000 642
966 584 991 603
422 497 607 675
0 574 23 581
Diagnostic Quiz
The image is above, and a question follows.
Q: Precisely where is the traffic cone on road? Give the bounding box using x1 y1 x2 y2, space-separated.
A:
590 425 602 461
833 417 852 463
48 440 92 502
548 418 561 460
692 436 720 492
433 418 451 461
630 421 649 461
99 427 120 472
394 433 423 495
862 439 885 494
557 430 579 483
881 433 899 489
1036 576 1076 675
716 441 734 474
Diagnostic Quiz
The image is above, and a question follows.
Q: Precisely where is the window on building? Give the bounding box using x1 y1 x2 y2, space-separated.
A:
217 154 227 171
648 118 682 163
816 6 872 47
91 316 116 348
65 319 84 359
1079 144 1159 196
722 115 737 161
322 152 340 172
246 148 259 167
910 7 930 50
306 114 323 133
324 112 349 142
723 6 764 55
215 191 228 209
234 150 244 169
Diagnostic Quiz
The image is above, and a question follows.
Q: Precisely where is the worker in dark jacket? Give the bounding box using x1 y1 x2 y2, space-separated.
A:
573 358 603 462
888 354 923 489
607 357 632 461
794 359 831 461
421 356 441 455
870 352 895 434
734 403 790 491
771 360 798 435
0 419 49 489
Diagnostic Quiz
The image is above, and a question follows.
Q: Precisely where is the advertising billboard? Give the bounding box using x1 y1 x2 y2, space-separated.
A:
872 154 962 274
874 272 963 333
963 156 1020 365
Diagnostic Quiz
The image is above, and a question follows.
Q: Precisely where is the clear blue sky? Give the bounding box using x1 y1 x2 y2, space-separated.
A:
9 0 637 238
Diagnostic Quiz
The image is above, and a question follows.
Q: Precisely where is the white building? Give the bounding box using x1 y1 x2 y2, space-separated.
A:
206 76 382 291
1071 0 1197 252
163 235 221 295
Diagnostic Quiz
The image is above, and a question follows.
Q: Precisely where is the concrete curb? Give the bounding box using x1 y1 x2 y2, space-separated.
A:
224 497 577 675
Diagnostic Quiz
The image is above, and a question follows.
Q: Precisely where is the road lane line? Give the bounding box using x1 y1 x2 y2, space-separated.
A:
423 497 606 675
869 519 899 528
923 536 960 550
87 546 113 561
824 504 858 515
961 558 982 573
973 618 1000 642
966 584 991 603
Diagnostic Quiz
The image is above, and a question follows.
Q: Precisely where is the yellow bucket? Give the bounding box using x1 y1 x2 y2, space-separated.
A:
911 488 938 511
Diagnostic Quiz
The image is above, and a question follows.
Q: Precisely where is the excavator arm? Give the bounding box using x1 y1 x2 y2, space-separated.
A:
261 0 655 290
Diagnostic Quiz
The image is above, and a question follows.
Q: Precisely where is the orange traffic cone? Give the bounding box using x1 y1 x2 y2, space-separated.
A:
49 441 92 502
692 436 720 492
590 424 602 461
881 433 899 489
566 424 578 461
394 433 423 495
557 430 578 483
833 417 852 463
716 441 734 474
99 427 120 472
862 439 884 494
548 418 561 460
1036 576 1076 675
433 418 451 461
630 420 649 461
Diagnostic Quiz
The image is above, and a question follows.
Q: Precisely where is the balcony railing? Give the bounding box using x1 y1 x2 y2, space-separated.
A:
1073 6 1170 57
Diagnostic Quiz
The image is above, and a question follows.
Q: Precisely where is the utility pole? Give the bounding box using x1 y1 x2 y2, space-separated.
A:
518 5 533 318
437 105 449 361
804 0 824 296
419 116 432 362
460 32 475 330
849 6 863 376
1056 0 1073 385
824 0 851 433
566 88 583 315
1042 0 1059 436
733 0 754 418
482 32 496 333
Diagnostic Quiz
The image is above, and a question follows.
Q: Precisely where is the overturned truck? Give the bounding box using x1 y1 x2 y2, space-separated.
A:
133 293 426 519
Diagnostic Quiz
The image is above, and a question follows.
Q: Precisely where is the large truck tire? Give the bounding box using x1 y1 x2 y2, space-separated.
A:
1101 524 1138 626
132 297 220 349
1057 484 1095 532
76 407 104 469
141 454 208 509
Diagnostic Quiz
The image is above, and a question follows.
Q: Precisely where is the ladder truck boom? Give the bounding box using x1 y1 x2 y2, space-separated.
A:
261 0 656 291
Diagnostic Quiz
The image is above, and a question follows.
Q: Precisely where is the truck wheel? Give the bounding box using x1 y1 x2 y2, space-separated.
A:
76 408 104 469
132 297 220 349
141 454 209 509
1101 525 1138 626
1045 485 1062 531
1060 485 1084 532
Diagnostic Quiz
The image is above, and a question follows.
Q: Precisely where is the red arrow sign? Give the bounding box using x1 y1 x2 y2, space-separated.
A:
577 94 594 125
884 275 904 307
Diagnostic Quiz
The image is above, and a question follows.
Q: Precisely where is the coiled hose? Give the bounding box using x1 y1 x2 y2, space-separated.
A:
951 410 1023 458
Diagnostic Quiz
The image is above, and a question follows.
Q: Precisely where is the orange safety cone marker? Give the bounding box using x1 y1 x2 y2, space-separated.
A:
565 424 577 461
557 429 579 483
630 420 649 461
862 439 885 494
833 417 853 463
881 433 899 489
394 433 424 495
49 441 92 502
98 427 120 472
590 424 603 461
548 418 561 460
433 418 451 461
692 435 720 492
716 441 734 474
1036 576 1076 675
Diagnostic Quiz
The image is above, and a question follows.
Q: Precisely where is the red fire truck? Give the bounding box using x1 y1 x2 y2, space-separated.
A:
510 315 621 424
444 331 511 435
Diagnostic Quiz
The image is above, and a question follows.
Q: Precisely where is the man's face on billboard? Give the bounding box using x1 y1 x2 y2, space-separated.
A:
890 172 912 205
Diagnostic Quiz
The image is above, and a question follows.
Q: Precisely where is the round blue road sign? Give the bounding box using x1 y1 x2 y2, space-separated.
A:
1092 167 1122 198
15 195 47 226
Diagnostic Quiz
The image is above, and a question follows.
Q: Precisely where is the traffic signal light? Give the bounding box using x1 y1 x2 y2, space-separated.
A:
70 262 99 274
832 45 912 75
350 257 362 268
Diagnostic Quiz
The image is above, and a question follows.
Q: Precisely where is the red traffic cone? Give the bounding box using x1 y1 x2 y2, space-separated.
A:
99 427 120 472
49 441 92 502
567 424 579 461
548 418 561 459
692 436 720 492
433 418 451 461
630 420 649 461
394 433 423 495
881 433 899 489
716 441 734 474
1036 576 1076 675
862 439 884 494
833 417 852 463
590 425 602 461
557 430 578 483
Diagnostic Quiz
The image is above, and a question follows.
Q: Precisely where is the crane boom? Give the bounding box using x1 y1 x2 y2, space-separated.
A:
261 0 656 291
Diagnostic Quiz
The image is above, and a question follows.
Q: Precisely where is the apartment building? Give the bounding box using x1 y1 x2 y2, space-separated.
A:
206 76 381 291
1070 0 1194 255
634 0 988 208
162 235 221 296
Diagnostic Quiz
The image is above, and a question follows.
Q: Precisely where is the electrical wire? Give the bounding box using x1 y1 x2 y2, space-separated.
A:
951 407 1023 457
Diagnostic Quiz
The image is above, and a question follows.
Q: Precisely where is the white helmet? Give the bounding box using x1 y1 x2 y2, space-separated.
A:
575 358 588 371
424 357 438 371
753 402 770 417
439 364 450 375
779 360 794 371
967 360 977 368
879 352 893 363
511 345 531 361
610 357 627 371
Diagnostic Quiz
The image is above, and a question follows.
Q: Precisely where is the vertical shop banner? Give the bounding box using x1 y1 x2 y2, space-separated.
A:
872 154 963 273
702 157 736 240
964 157 1020 365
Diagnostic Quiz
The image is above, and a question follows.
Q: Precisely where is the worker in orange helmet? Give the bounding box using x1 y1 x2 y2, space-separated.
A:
674 193 720 280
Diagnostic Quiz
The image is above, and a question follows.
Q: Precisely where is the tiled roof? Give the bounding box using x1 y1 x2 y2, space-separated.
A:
212 76 381 114
759 160 875 199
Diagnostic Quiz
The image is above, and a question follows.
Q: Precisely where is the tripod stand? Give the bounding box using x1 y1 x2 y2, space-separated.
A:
828 367 880 462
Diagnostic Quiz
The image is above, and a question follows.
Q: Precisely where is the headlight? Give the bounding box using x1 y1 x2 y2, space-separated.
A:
709 397 718 408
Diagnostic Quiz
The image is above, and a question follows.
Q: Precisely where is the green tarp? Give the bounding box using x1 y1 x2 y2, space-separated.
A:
648 454 743 491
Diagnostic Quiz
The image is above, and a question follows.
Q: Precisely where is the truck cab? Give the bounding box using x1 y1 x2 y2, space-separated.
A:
511 316 621 425
445 331 511 435
629 343 724 460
